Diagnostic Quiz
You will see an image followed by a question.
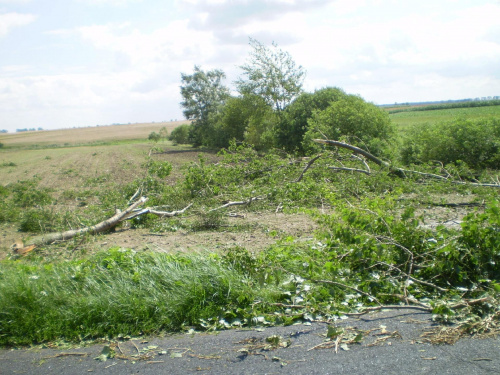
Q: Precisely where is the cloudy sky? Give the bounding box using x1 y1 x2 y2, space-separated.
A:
1 0 499 132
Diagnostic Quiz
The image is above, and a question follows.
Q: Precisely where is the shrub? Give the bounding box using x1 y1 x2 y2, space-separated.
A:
168 124 191 145
19 208 59 232
303 95 395 156
275 87 348 154
207 95 274 149
0 200 18 223
191 210 227 231
400 118 500 169
148 132 161 143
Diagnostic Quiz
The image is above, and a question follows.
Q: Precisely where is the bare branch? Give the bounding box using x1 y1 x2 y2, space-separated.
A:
314 139 500 188
375 261 449 293
343 304 432 317
124 204 193 220
209 197 265 212
313 139 389 166
328 166 370 175
295 154 323 182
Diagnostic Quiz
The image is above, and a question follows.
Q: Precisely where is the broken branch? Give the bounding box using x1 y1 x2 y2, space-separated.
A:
313 139 500 188
313 139 389 166
22 197 148 247
124 203 193 220
209 197 265 212
295 154 323 182
313 279 382 306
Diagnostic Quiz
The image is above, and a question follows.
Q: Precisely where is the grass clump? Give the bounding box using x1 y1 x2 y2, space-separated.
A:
0 248 257 346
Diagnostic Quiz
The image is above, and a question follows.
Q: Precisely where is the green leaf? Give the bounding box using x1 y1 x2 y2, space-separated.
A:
327 325 343 339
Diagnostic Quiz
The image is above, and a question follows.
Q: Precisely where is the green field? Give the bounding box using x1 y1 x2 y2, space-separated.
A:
389 104 500 129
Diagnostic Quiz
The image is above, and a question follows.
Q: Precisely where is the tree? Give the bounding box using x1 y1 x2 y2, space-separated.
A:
208 95 276 150
180 66 230 146
275 87 348 154
235 38 306 113
303 95 394 156
159 126 169 140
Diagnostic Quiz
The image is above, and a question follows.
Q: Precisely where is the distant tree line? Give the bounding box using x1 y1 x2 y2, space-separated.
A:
15 127 43 133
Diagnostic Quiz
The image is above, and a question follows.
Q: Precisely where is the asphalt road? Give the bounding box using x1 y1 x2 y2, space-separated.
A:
1 309 498 375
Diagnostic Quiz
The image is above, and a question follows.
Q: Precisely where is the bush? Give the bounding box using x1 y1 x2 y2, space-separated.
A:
303 95 395 156
148 132 161 143
400 118 500 169
275 87 348 154
168 124 191 145
198 95 276 150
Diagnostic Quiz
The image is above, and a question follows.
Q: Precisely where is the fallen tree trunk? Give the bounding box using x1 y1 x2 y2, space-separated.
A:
313 139 389 166
313 139 500 188
22 197 148 248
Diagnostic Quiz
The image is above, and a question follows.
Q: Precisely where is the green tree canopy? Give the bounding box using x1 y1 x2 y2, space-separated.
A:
303 95 394 156
275 87 348 154
180 66 230 146
207 95 276 150
236 38 306 112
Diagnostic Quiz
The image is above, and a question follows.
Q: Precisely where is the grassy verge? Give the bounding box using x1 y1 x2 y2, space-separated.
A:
0 248 261 346
1 197 499 347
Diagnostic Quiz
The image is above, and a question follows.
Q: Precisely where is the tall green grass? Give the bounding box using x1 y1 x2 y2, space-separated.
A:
0 248 257 346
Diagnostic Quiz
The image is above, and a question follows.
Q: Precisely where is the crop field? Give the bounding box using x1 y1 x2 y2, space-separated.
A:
0 120 189 149
0 107 499 347
389 103 500 129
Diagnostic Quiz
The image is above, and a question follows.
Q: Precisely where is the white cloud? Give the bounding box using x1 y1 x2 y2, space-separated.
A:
1 0 499 131
0 12 36 37
77 0 143 5
77 20 218 67
0 0 32 3
0 70 182 129
181 0 335 32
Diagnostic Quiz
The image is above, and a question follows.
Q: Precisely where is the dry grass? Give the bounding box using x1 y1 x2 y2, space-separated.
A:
0 120 190 147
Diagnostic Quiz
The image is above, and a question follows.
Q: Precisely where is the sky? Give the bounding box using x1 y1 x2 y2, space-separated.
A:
1 0 499 132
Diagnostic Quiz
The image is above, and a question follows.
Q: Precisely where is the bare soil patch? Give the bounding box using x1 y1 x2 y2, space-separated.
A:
0 211 318 260
96 211 318 254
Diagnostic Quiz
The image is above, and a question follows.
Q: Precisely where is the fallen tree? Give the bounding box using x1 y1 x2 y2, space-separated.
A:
12 195 267 254
13 197 148 252
313 139 500 188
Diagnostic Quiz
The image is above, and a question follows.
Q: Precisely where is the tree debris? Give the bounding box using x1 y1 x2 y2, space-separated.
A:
313 139 500 188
